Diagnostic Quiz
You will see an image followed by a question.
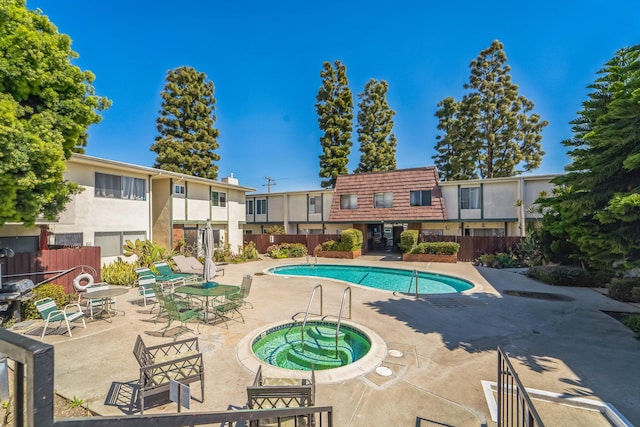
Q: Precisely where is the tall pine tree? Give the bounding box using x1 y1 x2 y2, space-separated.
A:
355 79 397 173
151 66 220 180
538 45 640 271
433 40 548 180
316 60 353 188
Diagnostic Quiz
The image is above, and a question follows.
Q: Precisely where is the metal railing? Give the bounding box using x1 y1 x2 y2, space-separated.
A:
333 287 352 358
300 284 323 352
407 269 419 299
497 346 544 427
0 328 333 427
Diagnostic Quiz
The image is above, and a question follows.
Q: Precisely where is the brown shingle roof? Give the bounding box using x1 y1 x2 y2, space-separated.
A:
328 167 447 222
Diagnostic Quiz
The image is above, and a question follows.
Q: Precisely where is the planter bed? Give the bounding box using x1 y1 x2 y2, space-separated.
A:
402 253 457 263
315 249 361 259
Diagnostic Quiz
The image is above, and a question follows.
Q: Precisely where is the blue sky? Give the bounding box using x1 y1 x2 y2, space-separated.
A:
29 0 640 192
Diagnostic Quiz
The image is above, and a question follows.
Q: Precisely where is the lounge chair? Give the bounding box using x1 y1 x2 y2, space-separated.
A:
35 297 86 339
172 255 204 275
173 255 225 277
153 261 198 285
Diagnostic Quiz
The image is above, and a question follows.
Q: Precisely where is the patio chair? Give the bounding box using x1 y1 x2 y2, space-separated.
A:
172 255 204 275
153 261 198 286
35 298 86 339
135 266 177 293
137 274 158 309
228 274 253 309
161 293 203 338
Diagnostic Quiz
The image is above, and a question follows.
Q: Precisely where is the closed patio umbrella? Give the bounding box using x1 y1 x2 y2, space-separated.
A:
202 220 217 287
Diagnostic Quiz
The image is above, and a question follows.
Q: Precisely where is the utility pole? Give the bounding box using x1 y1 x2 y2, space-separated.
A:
263 177 276 193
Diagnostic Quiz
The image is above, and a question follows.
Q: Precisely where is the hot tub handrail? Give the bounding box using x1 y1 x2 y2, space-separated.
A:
301 284 323 352
334 287 352 359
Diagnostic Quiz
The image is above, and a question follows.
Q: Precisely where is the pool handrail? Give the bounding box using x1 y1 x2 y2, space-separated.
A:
334 287 352 359
407 269 419 299
301 284 323 352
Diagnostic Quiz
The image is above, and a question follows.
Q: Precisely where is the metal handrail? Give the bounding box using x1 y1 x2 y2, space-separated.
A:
407 269 419 299
497 346 544 426
301 284 323 352
334 287 352 359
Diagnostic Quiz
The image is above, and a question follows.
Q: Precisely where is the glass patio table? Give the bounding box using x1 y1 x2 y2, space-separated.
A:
174 283 240 324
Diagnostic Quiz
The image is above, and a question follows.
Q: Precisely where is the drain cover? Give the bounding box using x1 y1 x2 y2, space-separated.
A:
388 349 403 358
376 366 393 377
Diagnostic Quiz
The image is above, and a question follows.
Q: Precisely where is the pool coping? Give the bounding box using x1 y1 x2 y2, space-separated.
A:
236 318 387 384
263 263 481 295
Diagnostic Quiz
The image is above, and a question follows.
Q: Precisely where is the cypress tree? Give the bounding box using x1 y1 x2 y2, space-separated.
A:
355 79 397 173
433 40 548 180
151 66 220 180
316 60 354 188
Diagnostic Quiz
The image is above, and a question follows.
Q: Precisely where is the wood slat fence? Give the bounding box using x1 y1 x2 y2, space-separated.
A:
1 247 101 294
244 234 523 262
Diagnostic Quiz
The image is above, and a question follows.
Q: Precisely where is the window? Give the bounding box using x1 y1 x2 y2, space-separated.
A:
340 194 358 209
309 196 322 214
174 184 185 198
211 191 227 207
54 233 83 247
461 187 481 209
374 192 393 208
95 231 145 257
95 173 146 200
246 200 254 215
256 199 267 215
410 190 432 206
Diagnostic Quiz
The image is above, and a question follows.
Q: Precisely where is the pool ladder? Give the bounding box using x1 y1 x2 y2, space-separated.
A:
300 285 352 358
408 269 419 299
305 255 318 266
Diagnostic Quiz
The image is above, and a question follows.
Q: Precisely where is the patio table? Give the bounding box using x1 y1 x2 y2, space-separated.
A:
80 287 128 321
174 284 240 324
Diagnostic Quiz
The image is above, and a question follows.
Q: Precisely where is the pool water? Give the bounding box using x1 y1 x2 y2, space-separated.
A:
269 264 473 294
252 321 372 371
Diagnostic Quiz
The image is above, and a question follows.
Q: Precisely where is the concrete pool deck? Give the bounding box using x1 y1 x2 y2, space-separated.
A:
24 255 640 426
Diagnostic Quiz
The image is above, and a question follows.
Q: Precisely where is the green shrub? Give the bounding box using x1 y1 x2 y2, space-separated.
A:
266 243 308 259
239 241 259 261
340 229 363 251
622 314 640 337
399 230 418 253
101 257 137 286
477 252 520 268
410 241 460 255
632 286 640 303
527 265 613 287
608 277 640 302
21 284 71 320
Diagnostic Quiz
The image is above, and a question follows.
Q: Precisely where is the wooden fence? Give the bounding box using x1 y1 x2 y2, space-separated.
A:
1 247 102 294
243 234 523 262
419 235 524 262
243 234 341 255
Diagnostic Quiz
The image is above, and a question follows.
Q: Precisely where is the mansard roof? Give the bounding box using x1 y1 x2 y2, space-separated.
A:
328 167 447 222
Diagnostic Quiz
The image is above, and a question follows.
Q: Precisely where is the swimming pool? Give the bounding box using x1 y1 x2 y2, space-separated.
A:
268 264 474 294
252 320 372 371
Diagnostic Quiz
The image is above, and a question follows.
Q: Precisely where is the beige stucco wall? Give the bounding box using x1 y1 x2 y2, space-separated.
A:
482 182 518 219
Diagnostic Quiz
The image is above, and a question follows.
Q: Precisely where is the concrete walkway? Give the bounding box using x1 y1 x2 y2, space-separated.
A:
23 255 640 426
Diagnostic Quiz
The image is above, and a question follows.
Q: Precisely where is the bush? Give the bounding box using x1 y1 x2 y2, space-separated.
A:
266 243 307 258
340 229 363 251
21 284 71 320
399 230 419 253
239 241 259 261
608 277 640 302
410 241 460 255
527 265 613 287
101 257 137 286
122 239 170 268
622 314 640 337
477 252 519 268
